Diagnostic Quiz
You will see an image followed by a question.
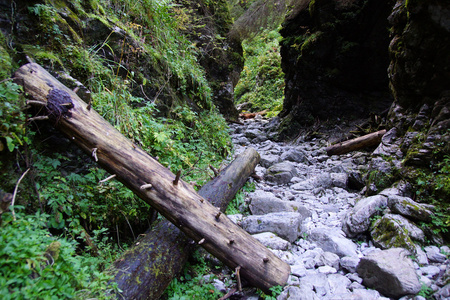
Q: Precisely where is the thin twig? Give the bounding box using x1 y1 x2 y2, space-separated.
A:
218 287 238 300
209 164 219 177
11 168 30 220
120 211 136 240
235 266 242 292
99 174 116 183
28 116 49 122
0 78 13 85
26 100 47 106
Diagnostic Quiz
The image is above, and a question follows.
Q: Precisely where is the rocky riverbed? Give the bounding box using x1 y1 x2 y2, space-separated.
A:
205 116 450 300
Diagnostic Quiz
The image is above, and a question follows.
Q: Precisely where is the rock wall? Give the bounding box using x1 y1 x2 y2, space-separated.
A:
278 0 395 138
387 0 450 165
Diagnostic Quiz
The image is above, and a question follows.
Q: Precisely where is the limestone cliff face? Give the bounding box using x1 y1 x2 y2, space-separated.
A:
278 0 394 138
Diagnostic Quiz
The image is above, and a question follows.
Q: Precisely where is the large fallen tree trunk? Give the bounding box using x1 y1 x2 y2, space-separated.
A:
109 148 260 299
15 63 290 292
325 129 387 156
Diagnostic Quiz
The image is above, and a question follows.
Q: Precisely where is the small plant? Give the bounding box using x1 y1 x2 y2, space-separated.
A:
417 283 434 298
257 285 284 300
164 249 223 300
226 181 255 215
0 81 29 152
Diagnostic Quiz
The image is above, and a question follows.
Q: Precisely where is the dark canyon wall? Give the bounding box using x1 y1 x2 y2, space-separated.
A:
387 0 450 166
278 0 395 138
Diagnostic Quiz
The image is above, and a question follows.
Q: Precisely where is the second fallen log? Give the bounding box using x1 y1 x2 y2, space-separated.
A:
15 63 290 292
326 129 387 156
110 147 261 299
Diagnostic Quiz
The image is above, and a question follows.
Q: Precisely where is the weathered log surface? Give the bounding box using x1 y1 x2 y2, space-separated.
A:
110 147 260 299
326 129 387 156
15 63 290 292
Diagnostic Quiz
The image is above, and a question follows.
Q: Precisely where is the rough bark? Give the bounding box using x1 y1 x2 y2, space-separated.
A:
110 147 261 299
15 63 290 292
326 130 387 156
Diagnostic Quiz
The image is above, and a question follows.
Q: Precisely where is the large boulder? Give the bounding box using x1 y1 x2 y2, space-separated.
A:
357 248 421 298
387 195 434 222
342 195 388 237
370 214 425 253
241 212 305 243
265 161 298 185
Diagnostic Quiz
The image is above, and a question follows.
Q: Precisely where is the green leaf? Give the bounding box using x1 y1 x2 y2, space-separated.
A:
5 136 14 152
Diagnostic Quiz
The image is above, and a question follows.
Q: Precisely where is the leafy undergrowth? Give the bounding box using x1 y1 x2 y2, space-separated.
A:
0 0 234 298
235 29 285 117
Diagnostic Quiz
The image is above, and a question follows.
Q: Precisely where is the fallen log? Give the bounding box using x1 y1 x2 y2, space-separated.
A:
325 129 387 156
109 147 260 299
15 63 290 292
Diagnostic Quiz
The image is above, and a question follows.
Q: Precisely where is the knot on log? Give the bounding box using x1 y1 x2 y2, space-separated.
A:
47 89 74 123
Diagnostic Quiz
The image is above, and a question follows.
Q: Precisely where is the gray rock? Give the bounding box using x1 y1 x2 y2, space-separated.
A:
308 228 358 257
241 212 305 243
320 252 340 269
265 161 298 185
388 195 434 222
280 148 308 163
291 181 315 191
260 154 281 168
277 285 319 300
415 245 429 265
245 128 262 139
212 279 226 293
340 256 360 273
370 214 425 253
318 265 337 274
300 273 330 297
434 283 450 300
342 195 388 237
330 173 348 189
351 289 384 299
236 136 250 145
252 232 291 251
271 250 296 265
301 249 324 269
250 195 311 218
357 248 421 298
312 173 333 189
346 273 363 284
327 273 351 294
424 245 447 263
348 281 365 291
419 265 441 279
291 263 307 277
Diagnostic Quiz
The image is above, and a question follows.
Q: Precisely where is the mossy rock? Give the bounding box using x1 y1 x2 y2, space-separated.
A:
371 214 424 254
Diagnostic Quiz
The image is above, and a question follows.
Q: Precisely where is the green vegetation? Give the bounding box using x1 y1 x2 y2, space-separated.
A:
164 249 224 299
235 29 285 116
225 181 255 215
413 155 450 237
0 0 235 298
